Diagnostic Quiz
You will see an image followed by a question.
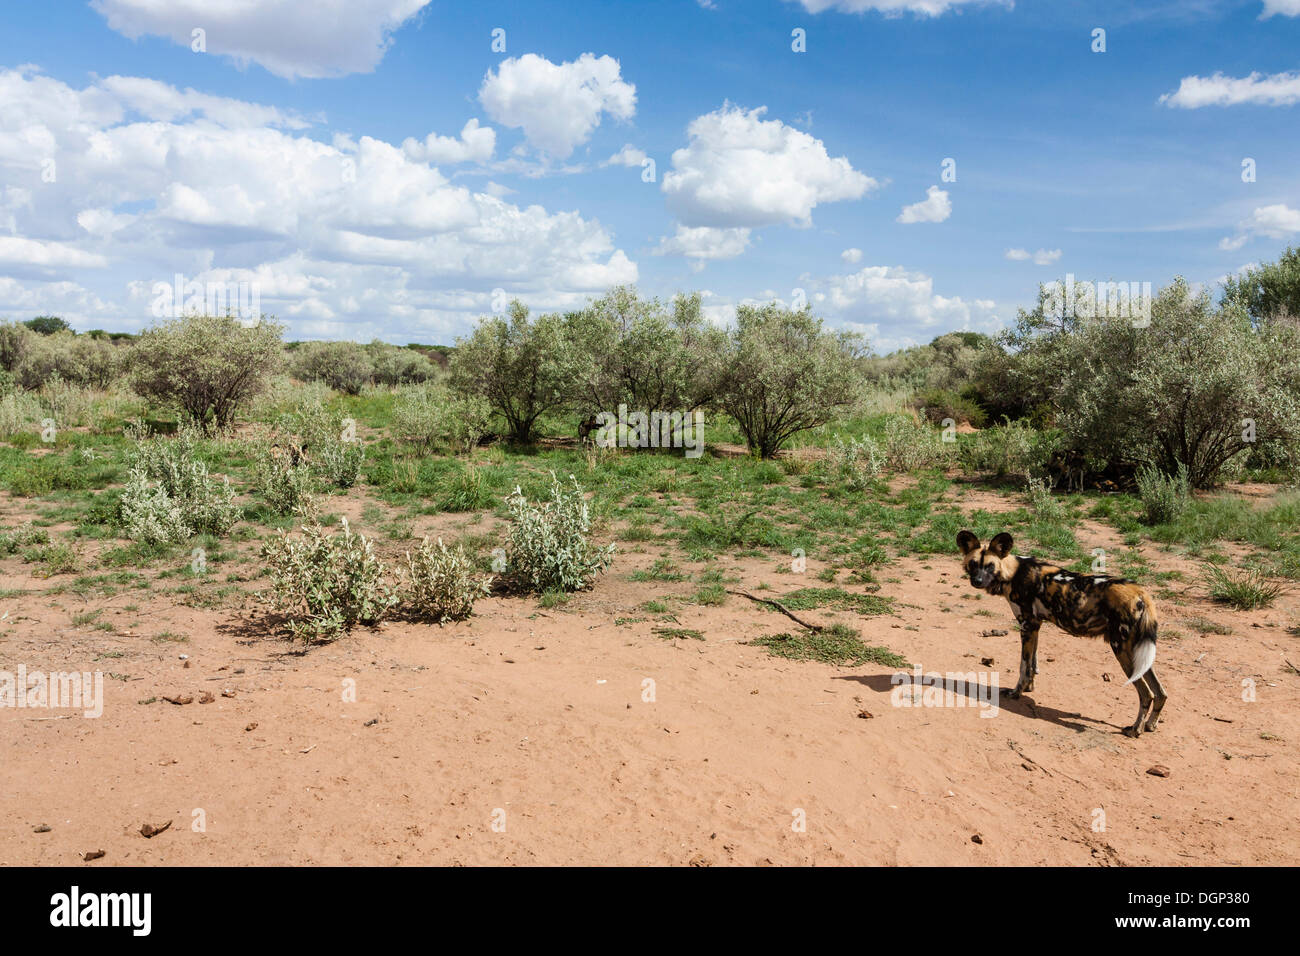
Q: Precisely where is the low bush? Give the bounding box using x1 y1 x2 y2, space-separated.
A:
1026 476 1066 523
504 473 614 593
0 521 49 554
124 423 239 536
882 415 948 472
0 391 45 439
260 516 397 642
958 421 1060 484
392 382 490 454
1136 463 1191 525
118 467 193 545
826 434 885 490
289 341 372 395
287 402 365 489
131 314 284 432
37 375 97 429
367 341 435 387
915 387 987 428
402 537 493 623
255 450 314 514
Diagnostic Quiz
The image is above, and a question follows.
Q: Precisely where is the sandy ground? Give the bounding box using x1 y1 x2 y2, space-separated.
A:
2 497 1297 867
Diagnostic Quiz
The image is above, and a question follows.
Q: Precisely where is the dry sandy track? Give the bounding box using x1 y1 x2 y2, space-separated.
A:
4 539 1297 867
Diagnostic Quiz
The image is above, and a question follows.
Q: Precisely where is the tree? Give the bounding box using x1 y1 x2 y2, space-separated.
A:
131 315 284 431
289 340 373 394
24 315 71 336
562 286 725 417
712 305 864 458
14 331 125 389
0 321 33 372
366 340 435 386
1222 246 1300 326
1007 278 1300 487
448 302 574 443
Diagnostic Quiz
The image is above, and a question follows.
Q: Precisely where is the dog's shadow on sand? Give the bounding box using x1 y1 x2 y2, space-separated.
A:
836 674 1116 735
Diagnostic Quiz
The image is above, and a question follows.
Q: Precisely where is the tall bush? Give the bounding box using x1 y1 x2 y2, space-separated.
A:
131 315 283 431
449 302 573 443
562 286 724 417
712 305 863 458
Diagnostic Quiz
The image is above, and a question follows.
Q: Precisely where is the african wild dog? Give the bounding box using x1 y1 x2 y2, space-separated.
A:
956 530 1167 738
1047 448 1087 493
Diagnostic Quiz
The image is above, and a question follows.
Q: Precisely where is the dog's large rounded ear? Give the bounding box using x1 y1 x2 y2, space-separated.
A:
956 530 980 554
988 532 1014 557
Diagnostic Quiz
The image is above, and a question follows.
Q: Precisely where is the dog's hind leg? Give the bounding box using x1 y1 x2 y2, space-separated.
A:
1111 638 1151 738
1142 667 1168 732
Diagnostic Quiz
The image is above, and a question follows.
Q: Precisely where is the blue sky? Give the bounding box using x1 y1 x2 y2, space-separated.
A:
1 0 1298 351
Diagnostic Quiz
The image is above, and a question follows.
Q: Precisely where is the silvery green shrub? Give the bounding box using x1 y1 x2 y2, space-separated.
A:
1136 463 1191 525
402 537 492 623
0 390 43 438
0 521 50 554
289 340 373 395
561 286 724 418
286 402 365 488
119 467 193 545
1221 245 1300 325
123 422 239 537
366 341 435 386
827 435 884 489
392 382 490 454
882 415 947 472
957 421 1060 484
260 517 396 642
504 473 614 593
449 302 573 444
1026 476 1065 522
256 450 313 514
14 331 125 390
987 278 1300 488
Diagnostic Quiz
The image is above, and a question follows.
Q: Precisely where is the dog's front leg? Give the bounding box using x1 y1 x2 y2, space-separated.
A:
1011 620 1040 697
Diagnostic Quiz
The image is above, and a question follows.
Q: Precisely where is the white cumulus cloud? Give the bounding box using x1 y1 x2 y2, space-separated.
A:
603 144 647 168
896 185 951 224
1005 247 1061 265
1218 203 1300 251
662 103 876 229
91 0 430 80
653 225 752 262
1260 1 1300 17
401 119 496 165
1160 71 1300 108
817 263 1001 350
792 0 1010 16
0 67 636 338
479 53 636 159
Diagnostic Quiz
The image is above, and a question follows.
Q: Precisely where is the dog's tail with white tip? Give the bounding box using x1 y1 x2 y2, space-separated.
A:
1125 602 1158 685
